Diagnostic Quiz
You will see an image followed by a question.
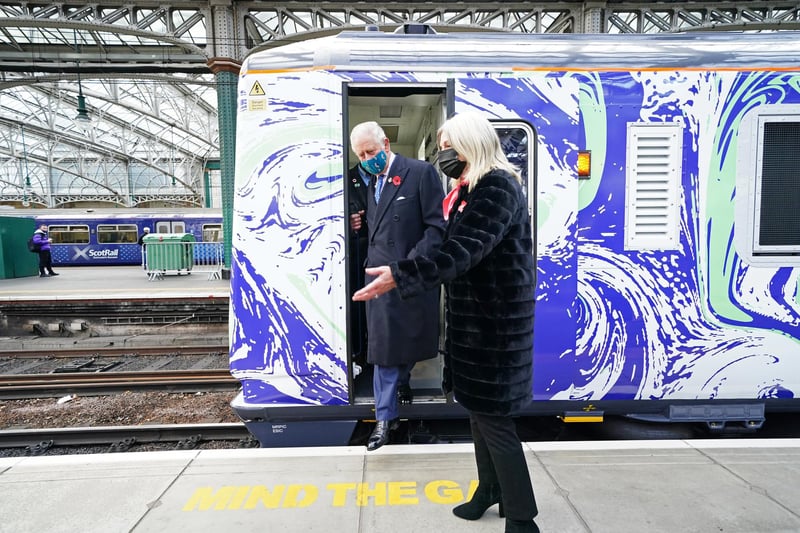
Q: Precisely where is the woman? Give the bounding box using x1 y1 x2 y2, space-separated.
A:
32 224 58 277
353 111 539 533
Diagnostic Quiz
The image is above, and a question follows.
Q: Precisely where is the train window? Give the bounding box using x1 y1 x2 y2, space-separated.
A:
97 224 138 244
737 105 800 266
494 122 535 204
155 221 185 234
754 121 800 253
49 225 89 244
202 224 223 242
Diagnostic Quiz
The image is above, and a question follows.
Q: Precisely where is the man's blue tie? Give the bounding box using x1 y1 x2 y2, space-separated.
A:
374 174 386 203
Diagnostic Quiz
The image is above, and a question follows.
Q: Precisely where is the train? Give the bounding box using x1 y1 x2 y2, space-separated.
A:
1 208 222 266
229 25 800 446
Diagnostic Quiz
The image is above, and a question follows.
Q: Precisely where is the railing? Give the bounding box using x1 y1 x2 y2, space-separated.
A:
142 241 224 281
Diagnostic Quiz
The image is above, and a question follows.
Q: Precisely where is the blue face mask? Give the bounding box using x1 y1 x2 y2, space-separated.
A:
360 148 387 175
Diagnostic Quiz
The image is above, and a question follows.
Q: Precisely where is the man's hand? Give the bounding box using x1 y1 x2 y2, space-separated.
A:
352 266 396 301
349 210 364 231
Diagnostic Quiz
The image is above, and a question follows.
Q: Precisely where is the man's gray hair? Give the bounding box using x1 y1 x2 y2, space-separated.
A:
350 121 386 146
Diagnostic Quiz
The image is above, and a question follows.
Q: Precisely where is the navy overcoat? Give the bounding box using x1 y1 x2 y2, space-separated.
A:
364 153 446 366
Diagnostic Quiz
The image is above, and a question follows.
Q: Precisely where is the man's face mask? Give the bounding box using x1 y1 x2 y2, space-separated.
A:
438 148 467 178
360 147 387 175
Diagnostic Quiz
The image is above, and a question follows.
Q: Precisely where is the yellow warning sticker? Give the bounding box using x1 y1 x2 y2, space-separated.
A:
249 99 267 111
250 81 265 96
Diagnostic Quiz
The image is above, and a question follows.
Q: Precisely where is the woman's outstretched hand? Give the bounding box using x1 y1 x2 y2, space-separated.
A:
352 266 396 301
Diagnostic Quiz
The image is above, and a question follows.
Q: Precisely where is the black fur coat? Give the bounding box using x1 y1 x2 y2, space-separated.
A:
391 169 534 416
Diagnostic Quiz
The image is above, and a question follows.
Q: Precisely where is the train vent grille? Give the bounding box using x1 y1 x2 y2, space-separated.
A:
624 123 682 251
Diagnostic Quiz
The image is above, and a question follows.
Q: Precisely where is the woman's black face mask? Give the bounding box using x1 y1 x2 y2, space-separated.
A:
438 148 467 178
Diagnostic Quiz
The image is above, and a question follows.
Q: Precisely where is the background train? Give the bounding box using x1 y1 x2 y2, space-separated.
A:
229 26 800 446
3 208 222 266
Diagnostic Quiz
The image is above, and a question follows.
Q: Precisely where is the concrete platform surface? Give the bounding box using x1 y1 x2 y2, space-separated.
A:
0 266 229 301
0 439 798 533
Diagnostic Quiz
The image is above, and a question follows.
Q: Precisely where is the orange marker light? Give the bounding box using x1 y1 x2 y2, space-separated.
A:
577 150 591 178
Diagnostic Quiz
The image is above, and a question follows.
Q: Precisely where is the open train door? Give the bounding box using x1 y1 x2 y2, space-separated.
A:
450 76 581 405
230 70 356 445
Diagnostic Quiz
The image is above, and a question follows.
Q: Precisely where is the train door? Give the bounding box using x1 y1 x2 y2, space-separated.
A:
344 84 448 406
154 220 185 234
231 69 350 409
451 76 580 402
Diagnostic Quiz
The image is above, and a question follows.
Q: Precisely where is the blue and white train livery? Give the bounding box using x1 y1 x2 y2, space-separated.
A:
5 208 222 266
230 26 800 444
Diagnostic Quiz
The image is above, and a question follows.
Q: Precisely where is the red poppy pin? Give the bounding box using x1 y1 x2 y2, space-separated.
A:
391 175 402 186
458 200 467 212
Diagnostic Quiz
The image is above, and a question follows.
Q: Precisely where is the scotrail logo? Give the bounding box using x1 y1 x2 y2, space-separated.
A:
72 246 119 261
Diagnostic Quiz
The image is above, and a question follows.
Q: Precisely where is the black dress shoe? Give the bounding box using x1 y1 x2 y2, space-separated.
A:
366 418 399 451
48 272 59 276
397 384 413 405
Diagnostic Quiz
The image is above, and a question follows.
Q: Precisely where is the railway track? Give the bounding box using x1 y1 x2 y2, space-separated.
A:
0 423 254 452
0 369 237 399
0 345 228 359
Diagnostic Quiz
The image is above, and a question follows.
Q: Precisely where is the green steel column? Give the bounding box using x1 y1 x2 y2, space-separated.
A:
214 70 237 269
207 0 243 274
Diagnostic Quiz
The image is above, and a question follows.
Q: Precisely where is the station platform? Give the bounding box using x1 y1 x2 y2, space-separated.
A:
0 265 229 302
1 439 798 533
0 265 229 338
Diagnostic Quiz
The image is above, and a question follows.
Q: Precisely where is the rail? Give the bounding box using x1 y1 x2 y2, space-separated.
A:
0 345 228 359
0 423 251 450
0 369 237 399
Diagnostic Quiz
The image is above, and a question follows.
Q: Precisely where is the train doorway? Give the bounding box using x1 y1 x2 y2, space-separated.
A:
344 84 448 407
343 84 538 411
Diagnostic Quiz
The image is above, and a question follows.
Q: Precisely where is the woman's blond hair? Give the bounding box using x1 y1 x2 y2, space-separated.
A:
437 111 520 192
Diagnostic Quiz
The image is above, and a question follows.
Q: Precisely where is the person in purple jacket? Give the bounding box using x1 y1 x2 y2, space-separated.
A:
32 224 59 277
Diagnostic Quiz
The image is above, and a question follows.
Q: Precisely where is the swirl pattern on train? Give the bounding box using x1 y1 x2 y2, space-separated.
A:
231 69 799 407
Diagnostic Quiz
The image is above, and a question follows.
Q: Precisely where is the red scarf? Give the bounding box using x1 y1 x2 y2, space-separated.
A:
442 180 468 221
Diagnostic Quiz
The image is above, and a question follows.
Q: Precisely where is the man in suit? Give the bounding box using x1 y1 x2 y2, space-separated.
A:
349 121 446 451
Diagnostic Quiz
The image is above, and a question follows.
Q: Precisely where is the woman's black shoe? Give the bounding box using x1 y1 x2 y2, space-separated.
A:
453 484 503 520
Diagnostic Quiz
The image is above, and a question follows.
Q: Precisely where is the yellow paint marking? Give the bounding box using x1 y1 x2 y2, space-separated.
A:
388 481 418 505
185 480 477 511
184 484 319 511
356 482 386 506
327 483 357 507
423 480 466 504
562 415 604 423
